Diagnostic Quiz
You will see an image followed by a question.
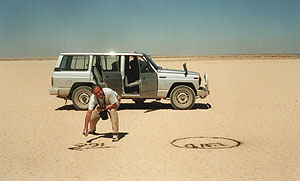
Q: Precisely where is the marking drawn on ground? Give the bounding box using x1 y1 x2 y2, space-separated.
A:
68 142 114 151
171 137 241 149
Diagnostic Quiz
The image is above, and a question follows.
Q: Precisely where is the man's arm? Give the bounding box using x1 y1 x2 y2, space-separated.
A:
96 103 117 112
105 103 117 110
83 109 93 135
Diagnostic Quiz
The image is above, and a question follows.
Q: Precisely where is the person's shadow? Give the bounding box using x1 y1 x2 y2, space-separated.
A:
56 101 211 113
86 132 128 143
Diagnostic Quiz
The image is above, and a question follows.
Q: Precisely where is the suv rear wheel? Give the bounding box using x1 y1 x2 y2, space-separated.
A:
72 86 92 110
170 85 195 110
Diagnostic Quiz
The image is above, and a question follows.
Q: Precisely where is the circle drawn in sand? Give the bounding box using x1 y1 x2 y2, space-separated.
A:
171 137 240 149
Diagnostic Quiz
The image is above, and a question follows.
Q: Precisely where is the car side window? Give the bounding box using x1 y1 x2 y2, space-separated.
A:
139 56 154 73
101 55 120 72
60 55 89 71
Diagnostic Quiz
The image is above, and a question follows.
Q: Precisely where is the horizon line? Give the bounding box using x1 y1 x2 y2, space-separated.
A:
1 53 300 61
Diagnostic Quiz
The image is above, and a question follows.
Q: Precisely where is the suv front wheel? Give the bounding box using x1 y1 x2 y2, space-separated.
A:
72 86 92 110
170 85 195 110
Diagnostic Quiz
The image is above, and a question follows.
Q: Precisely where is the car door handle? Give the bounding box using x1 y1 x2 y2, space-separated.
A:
105 75 109 78
159 76 166 78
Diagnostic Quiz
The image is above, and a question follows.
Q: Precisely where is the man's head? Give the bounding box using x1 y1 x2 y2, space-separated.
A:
92 84 103 99
130 56 137 62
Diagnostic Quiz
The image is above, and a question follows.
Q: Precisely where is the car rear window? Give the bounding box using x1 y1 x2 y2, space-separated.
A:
59 55 89 71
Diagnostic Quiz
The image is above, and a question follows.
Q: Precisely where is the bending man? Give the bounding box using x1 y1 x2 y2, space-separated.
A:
83 84 121 142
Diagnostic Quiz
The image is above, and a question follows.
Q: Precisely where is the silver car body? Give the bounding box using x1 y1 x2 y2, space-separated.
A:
49 52 209 109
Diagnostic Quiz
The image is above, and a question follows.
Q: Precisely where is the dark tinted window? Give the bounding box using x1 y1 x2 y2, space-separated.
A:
101 55 120 72
59 55 89 71
139 56 154 73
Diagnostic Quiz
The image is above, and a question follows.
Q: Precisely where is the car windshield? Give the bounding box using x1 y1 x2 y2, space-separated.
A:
144 54 161 70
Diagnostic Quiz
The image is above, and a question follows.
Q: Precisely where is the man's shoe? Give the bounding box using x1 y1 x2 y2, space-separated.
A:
112 134 119 142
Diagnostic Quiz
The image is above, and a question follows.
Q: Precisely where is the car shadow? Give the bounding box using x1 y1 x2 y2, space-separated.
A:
55 104 77 111
55 101 212 113
119 101 211 113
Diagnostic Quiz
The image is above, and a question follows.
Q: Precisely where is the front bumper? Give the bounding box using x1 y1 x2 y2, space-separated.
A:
197 73 209 99
197 87 210 98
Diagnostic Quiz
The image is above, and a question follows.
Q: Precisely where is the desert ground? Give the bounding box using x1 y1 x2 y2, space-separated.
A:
0 55 300 180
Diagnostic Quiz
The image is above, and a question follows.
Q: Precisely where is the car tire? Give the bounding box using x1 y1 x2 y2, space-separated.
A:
72 86 92 110
170 85 195 110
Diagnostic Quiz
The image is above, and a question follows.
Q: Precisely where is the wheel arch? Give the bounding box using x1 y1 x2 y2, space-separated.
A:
167 82 196 98
68 82 94 99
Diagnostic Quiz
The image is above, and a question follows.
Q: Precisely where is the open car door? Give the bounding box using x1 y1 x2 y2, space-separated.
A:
139 56 158 98
100 55 122 95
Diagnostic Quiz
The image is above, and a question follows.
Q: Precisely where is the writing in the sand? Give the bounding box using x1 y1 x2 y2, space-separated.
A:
185 142 226 149
68 142 113 151
171 136 241 149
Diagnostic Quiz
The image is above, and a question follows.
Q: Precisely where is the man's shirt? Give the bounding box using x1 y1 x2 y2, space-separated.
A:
88 88 118 110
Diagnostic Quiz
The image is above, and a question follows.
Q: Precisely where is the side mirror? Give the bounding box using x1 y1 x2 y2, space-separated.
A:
204 73 208 89
183 63 188 76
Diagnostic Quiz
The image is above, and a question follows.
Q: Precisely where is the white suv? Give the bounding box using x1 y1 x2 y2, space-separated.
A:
49 52 209 110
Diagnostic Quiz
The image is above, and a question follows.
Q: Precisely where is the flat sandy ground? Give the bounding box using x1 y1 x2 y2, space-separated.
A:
0 56 300 180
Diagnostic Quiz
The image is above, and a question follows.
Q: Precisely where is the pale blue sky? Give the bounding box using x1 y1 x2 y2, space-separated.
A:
0 0 299 57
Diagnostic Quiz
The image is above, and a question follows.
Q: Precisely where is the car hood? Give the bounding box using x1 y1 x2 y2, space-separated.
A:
158 68 199 76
